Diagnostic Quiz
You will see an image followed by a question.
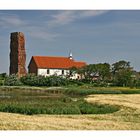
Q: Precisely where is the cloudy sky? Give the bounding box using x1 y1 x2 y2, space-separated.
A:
0 10 140 73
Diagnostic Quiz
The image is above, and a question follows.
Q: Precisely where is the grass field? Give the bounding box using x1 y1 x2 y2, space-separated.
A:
0 93 140 130
0 88 119 115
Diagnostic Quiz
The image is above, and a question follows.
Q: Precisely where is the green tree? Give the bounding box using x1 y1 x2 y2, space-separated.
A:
75 63 111 82
112 60 133 86
114 69 133 87
0 73 7 80
112 60 131 75
95 63 111 81
81 64 95 81
0 73 7 86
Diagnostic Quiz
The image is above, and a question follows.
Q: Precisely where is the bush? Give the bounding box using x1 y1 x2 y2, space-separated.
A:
4 74 22 86
46 76 69 86
0 80 4 86
20 74 47 86
20 74 83 87
68 79 84 86
0 73 7 80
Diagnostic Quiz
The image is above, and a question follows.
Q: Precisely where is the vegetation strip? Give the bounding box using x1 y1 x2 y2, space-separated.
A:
0 88 120 115
0 86 140 115
1 86 140 95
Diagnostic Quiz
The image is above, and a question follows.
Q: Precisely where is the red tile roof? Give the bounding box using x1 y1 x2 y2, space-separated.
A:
32 56 86 69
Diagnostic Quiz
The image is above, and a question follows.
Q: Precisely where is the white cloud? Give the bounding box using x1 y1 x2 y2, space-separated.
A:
0 13 27 28
1 16 23 26
79 10 108 17
48 10 108 27
22 25 59 41
28 29 59 41
0 11 108 40
48 11 76 26
0 12 59 41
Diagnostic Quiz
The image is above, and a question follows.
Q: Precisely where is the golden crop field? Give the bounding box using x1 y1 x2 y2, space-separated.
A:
0 94 140 130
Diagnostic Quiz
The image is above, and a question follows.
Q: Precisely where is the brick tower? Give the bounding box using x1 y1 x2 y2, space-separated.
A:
9 32 27 77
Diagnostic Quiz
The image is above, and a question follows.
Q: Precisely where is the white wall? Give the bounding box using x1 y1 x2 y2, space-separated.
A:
38 68 69 77
37 68 80 79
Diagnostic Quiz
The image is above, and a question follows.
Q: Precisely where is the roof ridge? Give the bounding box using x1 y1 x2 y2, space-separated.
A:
33 56 70 58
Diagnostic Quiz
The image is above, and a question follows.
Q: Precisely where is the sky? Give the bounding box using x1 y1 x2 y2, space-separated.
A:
0 10 140 73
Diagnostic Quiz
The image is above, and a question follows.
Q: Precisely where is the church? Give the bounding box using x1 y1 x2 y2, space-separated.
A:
9 32 86 79
28 54 86 79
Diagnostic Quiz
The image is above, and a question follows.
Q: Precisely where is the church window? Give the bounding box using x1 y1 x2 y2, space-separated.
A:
62 70 64 75
47 69 50 74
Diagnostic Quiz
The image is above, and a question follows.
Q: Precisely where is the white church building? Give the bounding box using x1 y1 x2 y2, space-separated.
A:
28 53 86 79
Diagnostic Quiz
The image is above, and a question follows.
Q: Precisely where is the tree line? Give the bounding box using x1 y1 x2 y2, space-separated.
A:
1 60 140 87
70 60 140 87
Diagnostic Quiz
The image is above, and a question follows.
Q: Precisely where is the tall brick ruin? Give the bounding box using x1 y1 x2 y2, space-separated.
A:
9 32 27 77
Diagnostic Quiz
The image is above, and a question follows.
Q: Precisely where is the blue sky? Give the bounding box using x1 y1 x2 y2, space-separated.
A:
0 10 140 73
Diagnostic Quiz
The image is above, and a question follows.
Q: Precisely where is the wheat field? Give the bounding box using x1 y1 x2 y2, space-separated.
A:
0 94 140 130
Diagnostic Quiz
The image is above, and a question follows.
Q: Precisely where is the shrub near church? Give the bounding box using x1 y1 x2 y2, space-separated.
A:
20 74 70 86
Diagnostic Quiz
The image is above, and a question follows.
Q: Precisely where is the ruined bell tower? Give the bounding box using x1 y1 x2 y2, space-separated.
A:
9 32 27 77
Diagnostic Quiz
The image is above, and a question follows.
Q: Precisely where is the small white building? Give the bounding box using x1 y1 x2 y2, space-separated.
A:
28 54 86 79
